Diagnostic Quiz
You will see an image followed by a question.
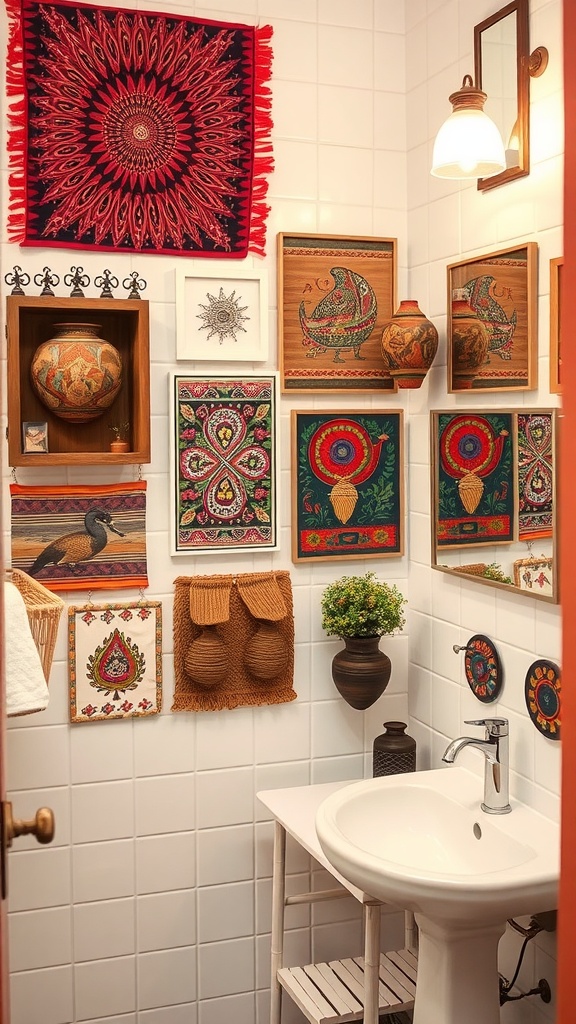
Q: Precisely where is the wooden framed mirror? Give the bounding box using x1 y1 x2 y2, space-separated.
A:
430 409 558 603
474 0 530 191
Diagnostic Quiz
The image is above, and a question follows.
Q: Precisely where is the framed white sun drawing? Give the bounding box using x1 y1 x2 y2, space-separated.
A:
175 262 269 362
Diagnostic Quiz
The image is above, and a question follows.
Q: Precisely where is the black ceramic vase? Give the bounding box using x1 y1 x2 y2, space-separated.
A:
373 721 416 777
331 636 392 711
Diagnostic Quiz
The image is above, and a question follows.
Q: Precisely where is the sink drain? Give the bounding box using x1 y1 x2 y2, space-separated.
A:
473 822 482 839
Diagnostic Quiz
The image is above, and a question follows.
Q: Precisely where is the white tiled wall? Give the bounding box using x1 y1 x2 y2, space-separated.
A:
405 2 563 1022
1 0 563 1020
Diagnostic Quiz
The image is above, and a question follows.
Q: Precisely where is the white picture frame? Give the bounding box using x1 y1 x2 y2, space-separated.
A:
175 262 269 362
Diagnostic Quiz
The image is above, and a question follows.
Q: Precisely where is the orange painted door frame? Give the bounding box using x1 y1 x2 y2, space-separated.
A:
558 3 575 1021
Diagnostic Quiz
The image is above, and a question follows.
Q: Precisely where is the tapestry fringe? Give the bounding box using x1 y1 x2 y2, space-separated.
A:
5 0 26 243
250 24 274 257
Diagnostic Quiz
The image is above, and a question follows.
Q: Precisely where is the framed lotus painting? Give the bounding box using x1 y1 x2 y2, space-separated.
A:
278 233 397 393
170 373 279 555
447 242 538 393
291 410 404 562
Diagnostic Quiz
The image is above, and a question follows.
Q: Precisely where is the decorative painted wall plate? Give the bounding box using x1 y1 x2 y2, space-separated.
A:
464 634 503 703
524 659 561 739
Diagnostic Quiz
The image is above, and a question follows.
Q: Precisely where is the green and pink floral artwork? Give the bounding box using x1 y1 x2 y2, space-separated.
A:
171 375 278 554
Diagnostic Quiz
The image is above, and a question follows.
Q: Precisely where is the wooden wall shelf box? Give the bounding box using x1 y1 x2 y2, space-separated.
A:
6 296 151 466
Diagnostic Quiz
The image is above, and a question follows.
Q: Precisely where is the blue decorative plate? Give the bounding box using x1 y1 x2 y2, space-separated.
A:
524 659 561 740
464 634 502 703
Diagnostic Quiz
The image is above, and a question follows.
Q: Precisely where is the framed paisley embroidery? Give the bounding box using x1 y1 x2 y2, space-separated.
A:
69 601 162 723
170 374 279 555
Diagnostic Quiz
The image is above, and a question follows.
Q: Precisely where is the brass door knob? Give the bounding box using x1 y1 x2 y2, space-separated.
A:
4 802 55 846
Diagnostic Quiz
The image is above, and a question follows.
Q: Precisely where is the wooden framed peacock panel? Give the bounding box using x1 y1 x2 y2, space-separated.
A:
278 233 397 393
447 242 538 393
291 410 404 562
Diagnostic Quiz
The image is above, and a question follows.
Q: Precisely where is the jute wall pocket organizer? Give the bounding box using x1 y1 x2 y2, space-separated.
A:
172 570 297 712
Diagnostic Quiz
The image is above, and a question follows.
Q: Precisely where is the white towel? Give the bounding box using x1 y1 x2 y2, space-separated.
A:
4 581 50 717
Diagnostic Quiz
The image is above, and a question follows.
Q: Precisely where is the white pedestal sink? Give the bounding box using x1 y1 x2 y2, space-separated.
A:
315 767 559 1024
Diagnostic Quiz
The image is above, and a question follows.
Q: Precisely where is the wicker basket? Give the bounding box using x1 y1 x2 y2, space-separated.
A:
451 563 489 577
7 569 65 682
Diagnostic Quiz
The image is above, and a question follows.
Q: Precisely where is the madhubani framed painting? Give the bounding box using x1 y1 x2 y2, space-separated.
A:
447 242 538 393
170 373 279 555
278 233 397 393
69 601 162 723
549 257 563 394
175 263 269 362
291 410 404 562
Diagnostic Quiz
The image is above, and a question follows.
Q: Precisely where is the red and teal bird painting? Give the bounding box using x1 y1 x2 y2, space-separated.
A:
299 267 377 362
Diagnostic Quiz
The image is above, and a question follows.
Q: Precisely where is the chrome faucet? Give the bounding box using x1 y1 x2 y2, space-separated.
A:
442 718 511 814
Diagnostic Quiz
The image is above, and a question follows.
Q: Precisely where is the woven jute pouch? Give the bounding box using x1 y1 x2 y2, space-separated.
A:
172 570 296 712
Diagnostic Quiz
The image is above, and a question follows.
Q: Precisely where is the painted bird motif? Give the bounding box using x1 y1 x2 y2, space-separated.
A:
299 267 377 362
461 275 517 360
29 508 125 576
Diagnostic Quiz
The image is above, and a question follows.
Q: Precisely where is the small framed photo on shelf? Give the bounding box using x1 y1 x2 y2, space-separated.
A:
447 242 538 393
278 233 397 393
175 263 268 362
22 421 48 454
549 257 563 394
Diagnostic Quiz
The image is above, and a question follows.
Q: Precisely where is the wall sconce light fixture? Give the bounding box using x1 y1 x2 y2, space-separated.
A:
431 75 506 180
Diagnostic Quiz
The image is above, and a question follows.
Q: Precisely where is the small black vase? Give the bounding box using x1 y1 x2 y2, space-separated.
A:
331 636 391 711
373 721 416 777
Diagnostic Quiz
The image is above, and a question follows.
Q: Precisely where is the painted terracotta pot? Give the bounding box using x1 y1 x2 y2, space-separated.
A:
380 299 438 389
451 296 489 389
331 635 392 710
30 322 123 422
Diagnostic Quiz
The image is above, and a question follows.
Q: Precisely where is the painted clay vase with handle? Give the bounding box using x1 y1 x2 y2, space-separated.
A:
331 635 392 710
450 291 490 389
30 322 123 422
380 299 439 389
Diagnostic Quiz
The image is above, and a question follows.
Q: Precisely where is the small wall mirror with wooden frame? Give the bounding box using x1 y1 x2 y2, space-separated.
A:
430 408 558 603
474 0 548 192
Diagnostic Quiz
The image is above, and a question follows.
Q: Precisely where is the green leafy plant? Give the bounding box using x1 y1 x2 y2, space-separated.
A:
321 572 406 639
109 421 129 441
482 563 513 584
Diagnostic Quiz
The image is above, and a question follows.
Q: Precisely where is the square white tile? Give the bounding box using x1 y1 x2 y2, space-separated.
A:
74 956 136 1021
73 898 136 962
73 839 135 903
137 889 196 953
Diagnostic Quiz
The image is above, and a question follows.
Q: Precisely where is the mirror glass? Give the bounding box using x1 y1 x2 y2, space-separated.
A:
474 0 530 191
430 409 558 603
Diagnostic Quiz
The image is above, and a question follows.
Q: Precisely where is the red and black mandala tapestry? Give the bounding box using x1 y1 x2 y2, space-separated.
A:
5 0 273 257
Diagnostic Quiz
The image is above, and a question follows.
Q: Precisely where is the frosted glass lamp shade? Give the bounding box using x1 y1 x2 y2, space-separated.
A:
431 76 506 180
